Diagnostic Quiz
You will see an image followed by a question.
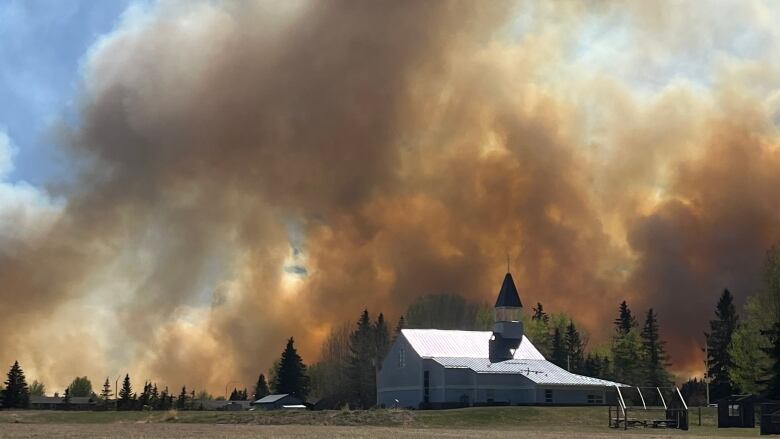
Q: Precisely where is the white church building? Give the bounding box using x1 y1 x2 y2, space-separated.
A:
377 272 625 408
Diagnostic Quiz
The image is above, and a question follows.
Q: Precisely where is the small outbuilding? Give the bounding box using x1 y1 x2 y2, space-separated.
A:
717 394 757 428
253 394 304 410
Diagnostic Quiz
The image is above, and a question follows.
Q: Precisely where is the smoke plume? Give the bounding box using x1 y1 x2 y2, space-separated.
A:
2 0 780 391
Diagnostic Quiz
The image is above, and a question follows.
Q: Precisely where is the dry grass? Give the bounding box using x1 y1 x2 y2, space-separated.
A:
0 407 761 438
0 424 760 439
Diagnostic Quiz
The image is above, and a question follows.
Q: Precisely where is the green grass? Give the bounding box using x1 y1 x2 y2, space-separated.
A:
0 406 762 436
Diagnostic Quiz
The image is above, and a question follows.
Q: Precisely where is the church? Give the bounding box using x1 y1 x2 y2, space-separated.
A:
377 272 625 408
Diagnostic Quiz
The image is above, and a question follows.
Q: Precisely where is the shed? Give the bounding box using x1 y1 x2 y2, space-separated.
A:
717 395 757 428
253 394 304 410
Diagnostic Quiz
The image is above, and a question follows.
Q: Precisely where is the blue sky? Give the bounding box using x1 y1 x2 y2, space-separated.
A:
0 0 133 185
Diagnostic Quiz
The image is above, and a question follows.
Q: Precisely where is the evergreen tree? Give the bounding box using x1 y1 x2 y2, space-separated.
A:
100 378 112 401
611 301 643 385
614 301 636 335
138 382 151 409
117 374 133 411
583 353 598 377
706 289 739 399
177 386 188 409
150 384 159 410
62 387 71 410
681 378 708 406
3 361 30 408
253 374 270 401
394 316 405 340
532 302 549 324
157 387 170 410
190 389 197 409
274 337 310 399
375 313 391 368
565 322 585 373
551 327 567 368
348 310 376 408
640 308 672 387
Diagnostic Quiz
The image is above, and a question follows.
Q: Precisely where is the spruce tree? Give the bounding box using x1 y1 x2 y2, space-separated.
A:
641 308 672 387
375 313 391 368
615 301 636 334
177 386 188 409
158 387 169 410
3 361 30 408
62 387 71 409
532 303 549 324
274 337 310 399
150 384 159 409
551 327 567 368
254 374 270 401
392 316 405 342
138 382 151 409
706 289 739 399
348 310 376 408
118 374 133 411
100 378 112 401
565 322 585 373
611 301 643 385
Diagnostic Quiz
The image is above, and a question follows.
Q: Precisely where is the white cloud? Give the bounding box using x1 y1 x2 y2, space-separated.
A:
0 129 63 245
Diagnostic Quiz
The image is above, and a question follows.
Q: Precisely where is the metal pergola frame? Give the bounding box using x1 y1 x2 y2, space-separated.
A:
610 385 689 430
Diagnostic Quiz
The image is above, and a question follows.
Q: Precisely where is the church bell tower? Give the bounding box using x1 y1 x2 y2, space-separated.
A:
489 272 524 362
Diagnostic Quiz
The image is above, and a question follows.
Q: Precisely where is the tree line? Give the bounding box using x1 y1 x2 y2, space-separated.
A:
4 245 780 409
0 338 298 410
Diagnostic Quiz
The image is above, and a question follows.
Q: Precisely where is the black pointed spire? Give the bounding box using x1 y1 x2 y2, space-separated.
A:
495 272 522 308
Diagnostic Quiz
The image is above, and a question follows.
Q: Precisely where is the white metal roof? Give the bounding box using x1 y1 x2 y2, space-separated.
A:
400 329 626 388
254 393 292 404
401 329 545 360
431 357 625 387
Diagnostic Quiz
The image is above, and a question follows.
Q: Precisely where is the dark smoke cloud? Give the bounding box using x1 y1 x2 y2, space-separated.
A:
2 0 780 390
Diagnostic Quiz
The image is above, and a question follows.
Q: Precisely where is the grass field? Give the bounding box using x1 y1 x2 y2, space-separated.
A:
0 406 762 438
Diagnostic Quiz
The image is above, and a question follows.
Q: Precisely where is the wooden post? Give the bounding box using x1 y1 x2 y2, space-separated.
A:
698 407 701 426
625 408 628 430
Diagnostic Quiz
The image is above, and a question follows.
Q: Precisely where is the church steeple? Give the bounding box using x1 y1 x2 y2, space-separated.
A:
489 271 524 363
495 272 522 308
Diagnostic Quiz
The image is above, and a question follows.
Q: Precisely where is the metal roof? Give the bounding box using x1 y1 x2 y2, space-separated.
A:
495 272 522 308
401 329 626 388
401 329 545 360
254 393 294 404
431 357 625 387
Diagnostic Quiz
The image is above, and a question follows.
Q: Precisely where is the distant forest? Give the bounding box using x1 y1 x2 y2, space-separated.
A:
3 245 780 410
